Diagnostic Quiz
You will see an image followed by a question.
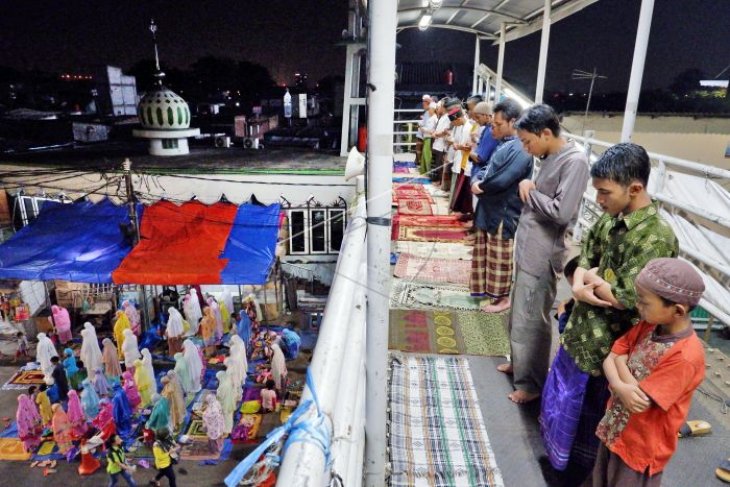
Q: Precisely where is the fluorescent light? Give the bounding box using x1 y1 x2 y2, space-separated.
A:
418 14 432 31
430 0 443 8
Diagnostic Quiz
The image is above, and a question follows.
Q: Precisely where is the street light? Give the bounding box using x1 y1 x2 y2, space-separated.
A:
418 13 432 31
571 67 607 135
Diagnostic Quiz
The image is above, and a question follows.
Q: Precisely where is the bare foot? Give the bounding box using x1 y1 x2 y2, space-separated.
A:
508 390 541 404
496 363 513 375
481 298 511 313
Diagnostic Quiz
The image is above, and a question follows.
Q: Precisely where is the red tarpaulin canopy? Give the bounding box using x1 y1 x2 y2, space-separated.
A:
112 200 238 284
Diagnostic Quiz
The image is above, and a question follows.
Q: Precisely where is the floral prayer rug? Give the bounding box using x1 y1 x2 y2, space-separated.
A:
396 215 463 227
393 253 471 286
398 226 469 243
185 418 208 439
394 189 434 203
397 199 434 216
388 309 509 357
388 354 504 487
179 439 221 461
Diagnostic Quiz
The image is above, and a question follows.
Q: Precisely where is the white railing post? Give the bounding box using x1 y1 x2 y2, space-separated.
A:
494 23 506 102
620 0 655 142
534 0 551 104
365 0 396 485
472 34 481 95
275 197 367 487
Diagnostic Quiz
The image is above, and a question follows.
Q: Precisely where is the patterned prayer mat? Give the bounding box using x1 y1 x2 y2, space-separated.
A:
1 369 46 390
185 418 208 439
398 226 469 243
390 280 484 312
397 199 433 216
394 241 473 261
388 309 509 357
395 215 463 227
0 438 31 461
393 253 471 286
388 355 504 487
393 185 433 203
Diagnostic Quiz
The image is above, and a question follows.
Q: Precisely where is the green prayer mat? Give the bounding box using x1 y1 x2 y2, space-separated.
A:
390 279 488 312
389 309 509 357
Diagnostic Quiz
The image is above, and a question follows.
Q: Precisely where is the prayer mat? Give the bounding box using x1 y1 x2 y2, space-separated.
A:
185 418 208 439
396 215 463 227
238 414 263 441
397 199 433 216
393 177 431 184
390 280 484 312
388 309 509 357
398 226 469 243
179 439 221 461
393 189 433 203
393 253 471 286
394 241 473 261
0 438 31 461
1 369 46 390
388 355 504 487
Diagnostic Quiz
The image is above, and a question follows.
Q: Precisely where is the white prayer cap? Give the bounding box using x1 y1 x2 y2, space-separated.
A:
428 102 437 110
422 94 432 101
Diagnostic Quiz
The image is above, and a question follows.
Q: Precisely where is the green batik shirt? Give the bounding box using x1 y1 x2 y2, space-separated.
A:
560 202 679 375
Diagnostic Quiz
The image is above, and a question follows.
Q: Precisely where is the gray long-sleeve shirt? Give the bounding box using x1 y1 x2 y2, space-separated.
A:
514 139 590 277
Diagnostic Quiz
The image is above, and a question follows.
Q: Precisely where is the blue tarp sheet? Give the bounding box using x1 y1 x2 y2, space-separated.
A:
220 202 280 285
0 198 140 283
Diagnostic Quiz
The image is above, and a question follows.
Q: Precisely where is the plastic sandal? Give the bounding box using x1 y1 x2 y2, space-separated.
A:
716 459 730 484
678 420 712 438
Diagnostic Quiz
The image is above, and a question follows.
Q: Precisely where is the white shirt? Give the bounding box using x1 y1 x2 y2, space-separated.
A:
432 115 451 152
423 114 437 136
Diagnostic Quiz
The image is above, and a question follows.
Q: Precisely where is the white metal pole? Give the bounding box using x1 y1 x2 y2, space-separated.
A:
494 23 506 102
365 0 396 485
472 34 481 95
621 0 655 142
534 0 551 104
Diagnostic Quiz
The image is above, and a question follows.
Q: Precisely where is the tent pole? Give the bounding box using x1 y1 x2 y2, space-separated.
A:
122 158 149 331
262 283 269 323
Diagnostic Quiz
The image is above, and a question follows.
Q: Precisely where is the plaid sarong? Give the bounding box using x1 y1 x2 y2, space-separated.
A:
470 226 513 298
389 355 504 487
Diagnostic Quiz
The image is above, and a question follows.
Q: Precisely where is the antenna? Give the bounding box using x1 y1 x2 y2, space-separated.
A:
571 67 607 135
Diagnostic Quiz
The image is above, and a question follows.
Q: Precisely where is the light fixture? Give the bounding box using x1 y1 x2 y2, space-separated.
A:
429 0 443 9
418 13 432 31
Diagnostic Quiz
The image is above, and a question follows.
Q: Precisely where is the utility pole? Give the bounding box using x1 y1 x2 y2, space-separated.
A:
122 158 149 330
571 67 607 136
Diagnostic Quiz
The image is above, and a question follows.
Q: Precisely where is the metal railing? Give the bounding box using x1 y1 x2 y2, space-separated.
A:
393 108 420 151
276 191 368 487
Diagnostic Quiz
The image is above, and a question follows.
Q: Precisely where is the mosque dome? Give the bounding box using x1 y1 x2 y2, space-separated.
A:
137 86 191 130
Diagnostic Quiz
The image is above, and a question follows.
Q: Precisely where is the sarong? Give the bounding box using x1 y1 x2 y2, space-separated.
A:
540 346 589 471
420 138 432 175
469 225 513 298
450 172 473 214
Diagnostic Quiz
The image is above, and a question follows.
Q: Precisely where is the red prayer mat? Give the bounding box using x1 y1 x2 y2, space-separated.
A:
398 225 469 243
397 199 434 216
393 253 471 286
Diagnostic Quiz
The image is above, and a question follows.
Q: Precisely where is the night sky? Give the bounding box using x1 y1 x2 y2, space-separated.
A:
0 0 728 93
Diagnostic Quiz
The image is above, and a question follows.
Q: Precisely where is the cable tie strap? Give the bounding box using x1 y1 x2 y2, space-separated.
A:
366 216 391 226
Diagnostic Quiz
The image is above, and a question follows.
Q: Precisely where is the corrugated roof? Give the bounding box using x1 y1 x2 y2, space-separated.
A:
397 0 600 42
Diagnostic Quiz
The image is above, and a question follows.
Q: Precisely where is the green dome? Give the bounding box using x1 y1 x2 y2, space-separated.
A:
137 86 191 129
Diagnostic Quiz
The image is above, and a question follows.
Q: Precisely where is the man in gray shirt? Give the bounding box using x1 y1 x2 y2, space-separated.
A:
500 104 590 404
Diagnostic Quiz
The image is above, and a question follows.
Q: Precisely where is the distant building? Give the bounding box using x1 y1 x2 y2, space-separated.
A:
94 66 138 116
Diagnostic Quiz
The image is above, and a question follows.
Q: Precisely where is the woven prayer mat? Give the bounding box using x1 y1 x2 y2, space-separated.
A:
390 280 484 312
397 199 434 216
388 354 504 487
0 438 31 461
1 369 46 390
388 309 509 357
393 253 471 286
394 241 473 261
398 226 469 243
393 177 431 184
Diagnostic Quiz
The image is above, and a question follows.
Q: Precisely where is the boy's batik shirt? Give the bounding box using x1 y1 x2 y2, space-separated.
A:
560 203 678 375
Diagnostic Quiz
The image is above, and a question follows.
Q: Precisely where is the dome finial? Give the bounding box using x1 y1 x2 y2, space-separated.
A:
149 18 165 86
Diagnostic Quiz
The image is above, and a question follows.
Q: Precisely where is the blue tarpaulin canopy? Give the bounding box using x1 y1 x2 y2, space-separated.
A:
220 202 281 285
0 198 140 283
